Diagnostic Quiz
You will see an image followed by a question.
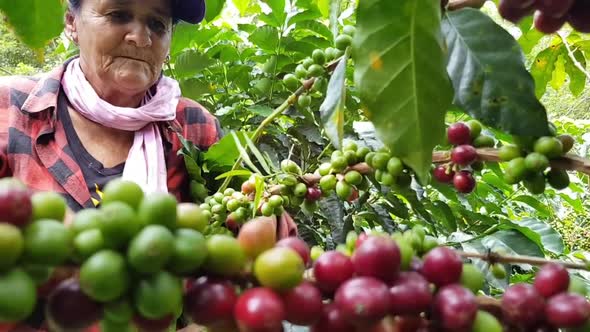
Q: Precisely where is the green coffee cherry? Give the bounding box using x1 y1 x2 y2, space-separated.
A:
295 65 308 79
472 310 503 332
342 25 356 36
396 239 414 271
226 199 240 212
336 244 352 256
364 152 377 167
294 183 308 197
345 231 358 251
268 195 284 208
278 174 298 187
546 168 570 190
387 157 404 176
318 163 333 176
260 202 274 216
297 95 311 108
336 181 353 200
503 157 528 184
283 74 299 91
524 152 549 172
534 136 563 159
310 245 324 261
335 34 352 50
301 58 314 69
343 141 358 152
372 153 390 170
491 264 507 279
281 159 302 175
343 150 357 165
344 171 363 186
325 47 339 61
498 145 522 161
421 236 439 254
460 264 485 294
558 134 575 153
312 49 326 65
380 173 396 187
523 172 546 194
356 147 371 161
466 120 483 139
307 64 324 77
473 135 495 148
319 174 337 192
331 157 348 172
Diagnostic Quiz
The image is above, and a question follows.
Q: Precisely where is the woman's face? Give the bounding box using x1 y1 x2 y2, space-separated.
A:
66 0 173 98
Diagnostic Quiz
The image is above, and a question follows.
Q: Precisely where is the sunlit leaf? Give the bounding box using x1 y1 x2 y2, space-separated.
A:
354 0 452 182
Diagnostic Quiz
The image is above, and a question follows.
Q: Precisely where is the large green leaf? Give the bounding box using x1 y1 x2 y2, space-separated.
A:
179 78 211 100
353 0 452 182
453 233 508 289
550 54 566 91
564 48 587 97
233 0 252 16
288 10 322 26
204 131 251 172
442 9 549 137
531 44 564 98
249 26 280 52
518 28 545 55
0 0 64 50
511 195 550 218
205 0 225 22
316 0 330 17
262 0 287 26
319 194 347 245
171 23 197 56
483 230 544 258
319 49 348 149
501 218 564 255
175 50 216 78
295 20 333 41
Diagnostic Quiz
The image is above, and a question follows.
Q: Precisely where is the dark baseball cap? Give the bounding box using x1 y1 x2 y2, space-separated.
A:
173 0 206 24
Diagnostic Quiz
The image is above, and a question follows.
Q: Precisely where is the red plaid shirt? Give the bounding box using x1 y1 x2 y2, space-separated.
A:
0 62 221 210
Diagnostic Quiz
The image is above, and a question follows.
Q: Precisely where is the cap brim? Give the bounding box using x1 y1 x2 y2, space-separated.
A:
173 0 206 24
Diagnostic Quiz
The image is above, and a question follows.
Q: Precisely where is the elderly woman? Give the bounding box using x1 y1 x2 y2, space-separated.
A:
0 0 220 212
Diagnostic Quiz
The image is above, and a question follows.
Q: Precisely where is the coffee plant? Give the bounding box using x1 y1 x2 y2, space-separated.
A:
4 0 590 331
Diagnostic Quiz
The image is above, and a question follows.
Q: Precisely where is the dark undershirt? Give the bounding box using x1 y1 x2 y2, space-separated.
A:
57 90 125 210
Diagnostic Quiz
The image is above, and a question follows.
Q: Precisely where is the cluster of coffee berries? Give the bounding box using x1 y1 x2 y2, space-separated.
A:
498 0 590 34
499 129 573 194
317 141 370 201
199 187 252 234
283 24 354 96
434 120 492 193
277 159 323 207
0 178 71 324
501 262 590 330
308 228 495 331
365 149 413 189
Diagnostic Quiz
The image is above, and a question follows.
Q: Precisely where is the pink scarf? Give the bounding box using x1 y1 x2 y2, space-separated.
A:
61 58 180 194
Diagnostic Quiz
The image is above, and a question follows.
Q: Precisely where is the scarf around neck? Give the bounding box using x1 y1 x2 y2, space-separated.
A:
61 58 181 194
